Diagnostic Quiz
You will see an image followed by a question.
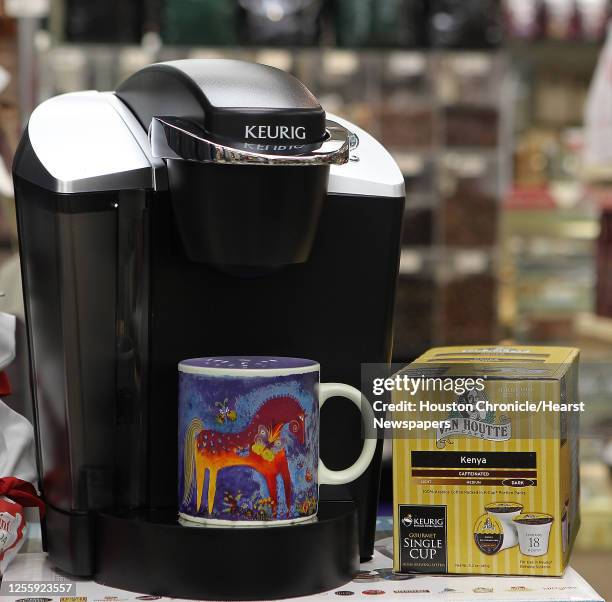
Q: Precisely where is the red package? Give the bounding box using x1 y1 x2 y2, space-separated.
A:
0 478 44 575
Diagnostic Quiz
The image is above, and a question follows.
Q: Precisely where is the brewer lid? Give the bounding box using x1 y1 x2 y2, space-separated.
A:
116 59 348 162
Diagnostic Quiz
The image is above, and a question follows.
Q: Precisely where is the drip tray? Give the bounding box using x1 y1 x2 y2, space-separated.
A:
95 501 359 600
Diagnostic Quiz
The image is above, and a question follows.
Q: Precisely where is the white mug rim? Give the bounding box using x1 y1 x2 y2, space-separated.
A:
179 356 320 377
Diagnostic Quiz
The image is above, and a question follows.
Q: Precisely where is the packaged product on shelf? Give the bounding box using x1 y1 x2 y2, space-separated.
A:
161 0 238 45
378 53 433 148
0 10 18 187
0 105 19 179
536 75 586 127
514 129 556 188
400 155 435 197
369 0 428 48
392 345 581 575
392 275 435 362
429 0 503 49
596 210 612 318
334 0 427 48
436 54 505 108
439 272 498 344
444 105 499 147
238 0 323 46
503 0 540 40
333 0 372 47
545 0 581 40
442 188 498 247
379 104 434 148
0 17 16 106
507 0 608 42
578 0 609 41
63 0 143 43
402 207 434 247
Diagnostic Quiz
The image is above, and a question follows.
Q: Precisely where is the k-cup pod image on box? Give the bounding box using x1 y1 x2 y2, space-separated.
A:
474 513 504 555
485 502 522 550
513 513 554 557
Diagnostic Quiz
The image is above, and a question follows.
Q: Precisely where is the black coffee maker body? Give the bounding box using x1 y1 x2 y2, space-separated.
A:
13 60 404 581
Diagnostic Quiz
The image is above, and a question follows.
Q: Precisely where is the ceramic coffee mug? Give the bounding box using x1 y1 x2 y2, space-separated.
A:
178 356 376 526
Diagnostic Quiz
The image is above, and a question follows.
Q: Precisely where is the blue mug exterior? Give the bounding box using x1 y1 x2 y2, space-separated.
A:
178 357 320 525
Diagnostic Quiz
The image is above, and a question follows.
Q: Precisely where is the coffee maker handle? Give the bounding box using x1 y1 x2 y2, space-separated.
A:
318 382 377 486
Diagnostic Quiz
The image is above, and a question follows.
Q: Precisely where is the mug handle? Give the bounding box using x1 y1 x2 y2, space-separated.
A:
318 382 377 485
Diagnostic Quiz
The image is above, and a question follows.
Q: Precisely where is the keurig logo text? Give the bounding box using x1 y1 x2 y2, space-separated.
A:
399 504 447 573
244 125 307 140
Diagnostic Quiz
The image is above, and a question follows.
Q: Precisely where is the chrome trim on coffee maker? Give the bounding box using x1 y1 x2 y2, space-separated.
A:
149 117 351 166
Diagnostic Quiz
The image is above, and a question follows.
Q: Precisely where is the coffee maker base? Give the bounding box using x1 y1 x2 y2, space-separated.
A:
94 501 359 600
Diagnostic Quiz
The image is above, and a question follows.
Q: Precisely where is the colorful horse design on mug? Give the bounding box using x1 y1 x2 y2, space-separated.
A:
182 395 306 517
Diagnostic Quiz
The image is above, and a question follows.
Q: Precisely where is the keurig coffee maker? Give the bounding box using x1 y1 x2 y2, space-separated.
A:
13 60 404 599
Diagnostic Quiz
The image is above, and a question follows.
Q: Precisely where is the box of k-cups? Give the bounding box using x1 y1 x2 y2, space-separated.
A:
392 346 580 576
